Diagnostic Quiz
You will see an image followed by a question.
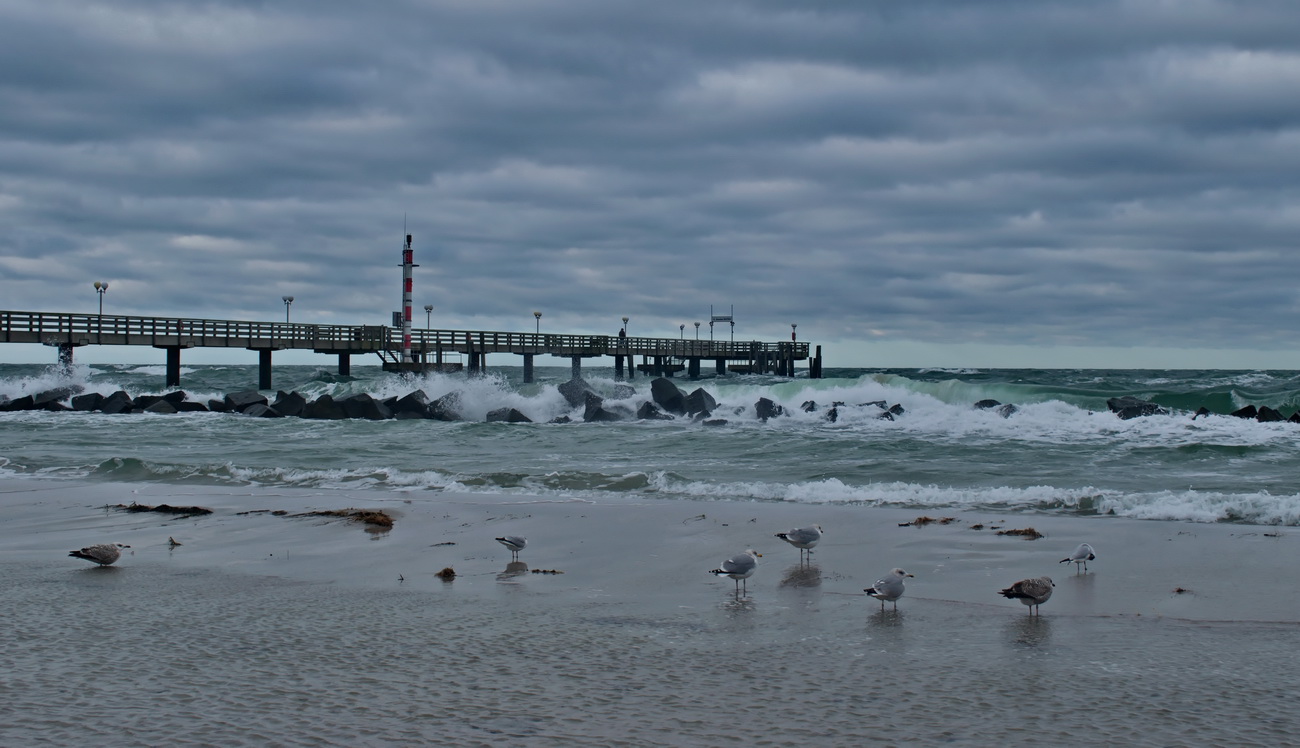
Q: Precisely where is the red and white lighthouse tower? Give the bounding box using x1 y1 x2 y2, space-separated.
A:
400 234 418 364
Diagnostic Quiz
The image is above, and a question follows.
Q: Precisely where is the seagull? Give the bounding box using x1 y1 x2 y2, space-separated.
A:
495 535 527 560
711 549 762 594
1059 543 1095 573
864 568 914 610
69 543 130 566
774 525 823 562
1000 576 1055 615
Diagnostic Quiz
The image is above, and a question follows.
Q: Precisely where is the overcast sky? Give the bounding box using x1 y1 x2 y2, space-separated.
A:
3 0 1300 369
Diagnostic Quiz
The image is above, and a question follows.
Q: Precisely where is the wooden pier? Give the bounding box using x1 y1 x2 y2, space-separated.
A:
1 310 823 389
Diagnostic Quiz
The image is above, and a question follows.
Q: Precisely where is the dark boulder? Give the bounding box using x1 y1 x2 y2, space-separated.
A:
755 397 785 422
2 395 33 411
826 406 838 423
339 393 392 420
650 377 687 415
1192 407 1211 420
176 402 209 413
558 378 596 409
301 395 347 420
271 391 307 418
801 400 818 413
100 391 134 415
684 388 717 416
242 403 283 418
133 395 165 410
611 384 636 400
389 390 430 418
428 392 462 421
206 399 230 413
71 393 104 411
143 400 179 415
1107 396 1168 420
225 390 268 412
637 402 674 421
1290 411 1300 424
876 410 894 421
549 415 573 424
974 399 1002 410
1257 406 1284 423
584 392 624 422
887 403 905 417
860 400 887 409
487 407 532 423
702 419 728 427
162 390 188 404
995 403 1018 418
1229 405 1258 419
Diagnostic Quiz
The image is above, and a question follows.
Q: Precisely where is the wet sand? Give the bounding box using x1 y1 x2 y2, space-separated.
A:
3 479 1298 745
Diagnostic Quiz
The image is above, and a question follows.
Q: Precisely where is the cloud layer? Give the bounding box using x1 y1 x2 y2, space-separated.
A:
3 0 1299 366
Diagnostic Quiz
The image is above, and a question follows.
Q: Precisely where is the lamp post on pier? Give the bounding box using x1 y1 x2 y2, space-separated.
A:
282 295 294 323
622 316 629 335
680 324 685 339
791 323 797 342
694 321 700 339
425 304 433 328
93 281 109 316
534 310 542 334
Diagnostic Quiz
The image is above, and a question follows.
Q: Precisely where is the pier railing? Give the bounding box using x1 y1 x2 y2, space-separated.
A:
0 310 808 360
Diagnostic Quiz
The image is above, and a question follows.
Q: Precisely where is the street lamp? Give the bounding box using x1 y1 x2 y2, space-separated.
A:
93 281 109 315
534 310 542 334
791 323 797 342
694 321 700 339
622 316 629 335
282 295 294 323
679 323 685 339
425 304 434 328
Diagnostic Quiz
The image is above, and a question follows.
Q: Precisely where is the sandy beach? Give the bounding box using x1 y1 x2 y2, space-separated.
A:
3 478 1298 745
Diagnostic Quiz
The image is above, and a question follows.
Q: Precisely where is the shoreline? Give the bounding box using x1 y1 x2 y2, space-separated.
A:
5 476 1295 623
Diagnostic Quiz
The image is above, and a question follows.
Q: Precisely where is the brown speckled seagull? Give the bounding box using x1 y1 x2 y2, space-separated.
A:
999 576 1054 615
69 543 130 566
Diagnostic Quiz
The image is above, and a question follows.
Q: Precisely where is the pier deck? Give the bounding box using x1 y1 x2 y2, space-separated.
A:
1 310 822 388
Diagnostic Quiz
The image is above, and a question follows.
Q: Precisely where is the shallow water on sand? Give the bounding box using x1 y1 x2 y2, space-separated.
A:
5 560 1296 747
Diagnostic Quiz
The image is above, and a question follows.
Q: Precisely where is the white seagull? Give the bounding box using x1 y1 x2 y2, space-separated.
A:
774 525 823 562
864 568 914 610
999 576 1055 615
1059 543 1096 573
711 549 762 594
69 543 130 567
495 535 527 560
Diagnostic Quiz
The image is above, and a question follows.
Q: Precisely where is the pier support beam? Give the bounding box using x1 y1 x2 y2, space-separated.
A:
614 354 624 380
571 356 581 380
165 347 182 388
57 343 74 370
338 353 351 377
258 349 272 390
523 354 535 384
688 358 700 379
715 358 726 376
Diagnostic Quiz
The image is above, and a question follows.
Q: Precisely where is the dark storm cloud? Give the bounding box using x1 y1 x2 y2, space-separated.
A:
3 0 1300 364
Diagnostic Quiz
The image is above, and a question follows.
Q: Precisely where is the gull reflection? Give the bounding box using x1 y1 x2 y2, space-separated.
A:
779 564 822 589
496 560 529 581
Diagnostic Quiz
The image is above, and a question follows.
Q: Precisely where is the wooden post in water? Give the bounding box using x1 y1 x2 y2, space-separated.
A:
571 356 581 380
165 347 182 387
258 349 272 390
338 353 350 377
614 353 624 379
688 358 700 379
523 353 534 384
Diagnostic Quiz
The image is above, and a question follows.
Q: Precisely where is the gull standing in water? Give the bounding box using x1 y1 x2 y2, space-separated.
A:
1059 543 1096 573
1000 577 1055 615
711 549 762 594
864 568 914 610
69 543 130 566
774 525 823 563
495 536 527 561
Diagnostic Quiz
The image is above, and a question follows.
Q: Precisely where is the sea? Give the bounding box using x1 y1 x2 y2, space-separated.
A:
2 363 1299 526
